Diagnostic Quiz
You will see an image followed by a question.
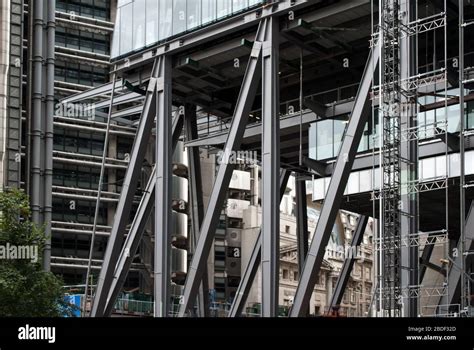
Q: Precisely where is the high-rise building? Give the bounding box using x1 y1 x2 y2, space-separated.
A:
51 0 120 286
0 0 120 284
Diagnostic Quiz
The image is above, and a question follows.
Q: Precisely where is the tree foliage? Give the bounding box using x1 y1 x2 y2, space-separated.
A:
0 189 73 317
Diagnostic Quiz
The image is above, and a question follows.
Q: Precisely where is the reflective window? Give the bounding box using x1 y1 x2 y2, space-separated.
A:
112 0 264 58
173 0 187 36
308 88 472 161
145 0 159 46
316 119 334 160
159 0 173 41
133 0 146 50
119 3 133 55
233 0 248 13
187 0 202 29
468 101 474 129
202 0 217 25
217 0 232 19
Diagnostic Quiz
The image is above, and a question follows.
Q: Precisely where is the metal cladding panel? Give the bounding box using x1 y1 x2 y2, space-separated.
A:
229 170 251 191
226 199 250 219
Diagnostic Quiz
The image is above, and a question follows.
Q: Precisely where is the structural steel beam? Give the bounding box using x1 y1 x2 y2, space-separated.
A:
434 128 460 151
439 201 474 309
155 56 173 317
104 167 156 316
295 175 309 316
303 98 327 118
185 104 210 317
114 0 311 73
289 46 379 317
328 215 368 311
303 156 328 177
91 57 161 317
261 16 280 317
419 232 440 283
420 260 446 277
103 115 184 316
296 176 309 271
178 20 268 317
228 170 291 317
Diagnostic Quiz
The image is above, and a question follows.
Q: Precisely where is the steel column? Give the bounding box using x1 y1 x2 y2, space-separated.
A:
178 20 268 316
103 115 184 316
228 170 291 317
419 234 436 283
400 0 418 317
289 47 379 317
328 215 368 311
295 175 309 316
155 55 173 317
296 176 309 270
261 16 280 317
91 57 161 317
185 104 210 317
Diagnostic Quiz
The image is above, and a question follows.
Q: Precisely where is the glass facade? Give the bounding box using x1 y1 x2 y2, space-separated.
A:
56 27 110 55
57 0 111 21
309 89 474 161
111 0 264 58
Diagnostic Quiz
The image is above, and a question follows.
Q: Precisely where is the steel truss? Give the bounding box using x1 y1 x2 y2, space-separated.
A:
376 231 448 251
289 43 380 316
91 57 164 317
328 216 369 313
178 18 278 317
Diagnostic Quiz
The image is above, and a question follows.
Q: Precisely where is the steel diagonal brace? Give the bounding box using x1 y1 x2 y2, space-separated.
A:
186 105 210 317
228 170 291 317
328 215 368 312
103 115 184 316
178 19 269 317
289 46 380 317
91 57 162 317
